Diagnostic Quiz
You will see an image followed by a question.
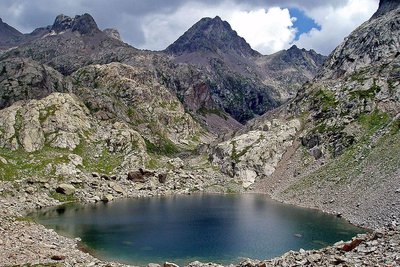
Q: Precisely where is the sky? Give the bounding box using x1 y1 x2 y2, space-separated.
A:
0 0 379 55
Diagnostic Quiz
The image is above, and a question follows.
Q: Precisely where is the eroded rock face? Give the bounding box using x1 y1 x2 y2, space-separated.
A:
0 93 91 152
72 62 203 145
210 119 301 188
0 58 69 109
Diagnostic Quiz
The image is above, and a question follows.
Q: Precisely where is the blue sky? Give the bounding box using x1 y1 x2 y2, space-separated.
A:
289 8 321 41
0 0 379 55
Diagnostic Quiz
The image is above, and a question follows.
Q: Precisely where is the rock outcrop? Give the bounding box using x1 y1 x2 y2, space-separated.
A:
210 119 300 188
51 13 101 35
0 93 91 152
0 58 69 109
103 28 122 41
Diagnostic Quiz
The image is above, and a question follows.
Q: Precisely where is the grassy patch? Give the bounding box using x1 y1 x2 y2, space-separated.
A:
286 117 398 193
50 191 76 203
350 83 380 100
357 109 390 134
314 89 337 112
0 146 70 181
144 137 180 156
73 141 124 175
39 105 58 123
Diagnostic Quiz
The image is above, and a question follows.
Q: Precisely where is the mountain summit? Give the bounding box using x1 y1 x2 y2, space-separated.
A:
165 16 259 57
51 13 101 35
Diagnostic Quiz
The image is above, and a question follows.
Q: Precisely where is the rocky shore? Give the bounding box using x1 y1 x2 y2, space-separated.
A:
1 180 399 267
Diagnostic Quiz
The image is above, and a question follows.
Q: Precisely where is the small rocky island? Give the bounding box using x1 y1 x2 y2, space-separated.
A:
0 0 399 266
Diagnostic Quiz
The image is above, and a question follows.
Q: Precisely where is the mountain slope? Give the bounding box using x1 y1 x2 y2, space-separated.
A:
165 16 326 123
0 18 24 50
210 1 400 229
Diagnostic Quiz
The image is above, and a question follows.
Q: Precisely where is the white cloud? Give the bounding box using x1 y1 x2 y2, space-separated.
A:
294 0 378 55
228 8 296 55
140 2 296 54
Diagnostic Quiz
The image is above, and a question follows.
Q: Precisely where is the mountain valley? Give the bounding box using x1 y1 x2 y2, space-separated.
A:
0 0 399 266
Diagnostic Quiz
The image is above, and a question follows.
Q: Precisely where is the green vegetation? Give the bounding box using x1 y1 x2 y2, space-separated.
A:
144 137 180 156
198 107 228 120
39 105 58 123
50 191 76 203
350 69 368 83
314 89 337 112
286 110 396 194
73 141 124 175
230 140 252 163
357 109 390 134
0 146 70 181
350 83 380 100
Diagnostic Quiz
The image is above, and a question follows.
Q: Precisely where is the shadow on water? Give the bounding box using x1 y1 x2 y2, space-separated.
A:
30 194 366 266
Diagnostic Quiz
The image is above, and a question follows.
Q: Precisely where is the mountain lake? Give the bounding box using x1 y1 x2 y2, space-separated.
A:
30 193 366 266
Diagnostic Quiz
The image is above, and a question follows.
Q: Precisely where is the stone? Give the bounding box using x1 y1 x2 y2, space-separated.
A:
164 262 179 267
68 154 83 166
51 255 66 261
55 184 75 195
127 168 154 183
158 173 167 184
112 184 124 194
147 264 161 267
0 156 7 164
310 147 323 160
101 174 110 180
102 194 114 203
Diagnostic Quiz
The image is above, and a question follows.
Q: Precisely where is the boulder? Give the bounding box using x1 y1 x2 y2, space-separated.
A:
102 194 114 203
127 168 154 183
158 173 167 183
55 184 75 195
164 262 179 267
112 183 124 194
0 156 7 164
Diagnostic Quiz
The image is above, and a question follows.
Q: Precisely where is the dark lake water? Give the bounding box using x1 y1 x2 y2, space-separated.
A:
31 194 365 266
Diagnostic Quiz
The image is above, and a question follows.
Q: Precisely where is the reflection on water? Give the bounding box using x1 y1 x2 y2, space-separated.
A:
31 194 365 266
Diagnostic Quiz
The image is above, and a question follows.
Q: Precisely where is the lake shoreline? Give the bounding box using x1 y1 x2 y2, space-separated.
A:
1 184 399 267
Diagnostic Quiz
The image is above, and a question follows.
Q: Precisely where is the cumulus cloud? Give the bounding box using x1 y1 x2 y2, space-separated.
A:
0 0 380 55
229 8 296 54
140 2 296 54
294 0 378 55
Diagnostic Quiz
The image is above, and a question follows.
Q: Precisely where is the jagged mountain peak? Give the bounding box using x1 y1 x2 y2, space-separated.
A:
371 0 400 19
165 16 259 57
51 13 100 35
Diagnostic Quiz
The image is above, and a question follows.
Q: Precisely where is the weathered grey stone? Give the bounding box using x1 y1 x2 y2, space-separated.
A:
101 194 114 203
55 184 75 195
